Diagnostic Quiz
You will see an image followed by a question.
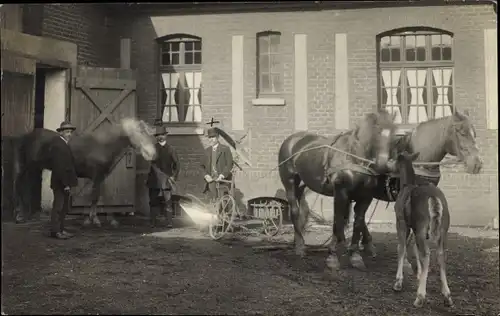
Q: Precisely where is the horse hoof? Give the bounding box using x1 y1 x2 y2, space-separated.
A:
413 295 425 308
350 253 366 271
92 217 102 227
444 296 454 307
326 255 341 270
363 243 377 258
83 217 91 227
393 280 403 292
295 250 306 257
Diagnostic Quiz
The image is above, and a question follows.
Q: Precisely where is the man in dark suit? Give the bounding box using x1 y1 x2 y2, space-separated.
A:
201 127 234 201
146 125 180 228
49 121 79 240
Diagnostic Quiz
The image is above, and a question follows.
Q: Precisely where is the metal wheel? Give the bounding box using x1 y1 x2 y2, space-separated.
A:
209 194 236 240
262 207 283 237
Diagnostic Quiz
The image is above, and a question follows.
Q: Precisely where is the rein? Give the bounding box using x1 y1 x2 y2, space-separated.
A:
395 128 464 167
243 137 464 184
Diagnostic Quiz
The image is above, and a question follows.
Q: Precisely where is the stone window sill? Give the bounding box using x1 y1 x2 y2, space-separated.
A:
164 125 205 136
252 98 286 106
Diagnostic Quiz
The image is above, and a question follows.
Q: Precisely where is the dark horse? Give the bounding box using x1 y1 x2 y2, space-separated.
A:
349 110 483 269
14 118 157 227
278 110 397 271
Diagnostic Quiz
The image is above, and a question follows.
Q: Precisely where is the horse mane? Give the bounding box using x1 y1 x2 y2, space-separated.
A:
77 118 150 145
345 112 384 160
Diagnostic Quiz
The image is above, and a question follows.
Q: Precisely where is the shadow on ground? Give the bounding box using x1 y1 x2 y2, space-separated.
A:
2 215 499 315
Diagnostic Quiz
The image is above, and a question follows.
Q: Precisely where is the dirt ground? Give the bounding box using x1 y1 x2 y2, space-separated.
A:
2 214 499 316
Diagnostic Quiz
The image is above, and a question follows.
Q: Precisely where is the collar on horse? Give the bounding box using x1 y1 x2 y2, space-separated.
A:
321 131 378 188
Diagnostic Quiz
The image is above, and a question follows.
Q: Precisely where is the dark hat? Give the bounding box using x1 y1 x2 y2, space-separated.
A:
56 121 76 132
154 125 168 136
206 127 218 137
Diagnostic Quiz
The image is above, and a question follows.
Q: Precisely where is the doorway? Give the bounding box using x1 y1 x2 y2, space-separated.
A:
30 66 48 215
34 67 46 128
33 65 69 213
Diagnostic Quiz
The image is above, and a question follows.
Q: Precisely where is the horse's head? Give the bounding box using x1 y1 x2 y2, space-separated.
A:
389 151 420 186
120 118 157 161
355 109 397 171
446 110 483 174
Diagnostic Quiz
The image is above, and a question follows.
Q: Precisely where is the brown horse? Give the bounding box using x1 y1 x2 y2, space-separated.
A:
14 118 157 227
350 110 483 264
391 151 453 308
278 110 397 272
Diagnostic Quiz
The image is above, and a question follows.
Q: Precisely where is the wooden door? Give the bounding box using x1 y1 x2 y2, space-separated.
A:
69 66 137 214
1 70 35 221
1 71 35 136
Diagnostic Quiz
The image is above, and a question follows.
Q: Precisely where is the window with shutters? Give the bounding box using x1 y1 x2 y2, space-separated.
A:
377 28 455 126
158 34 202 124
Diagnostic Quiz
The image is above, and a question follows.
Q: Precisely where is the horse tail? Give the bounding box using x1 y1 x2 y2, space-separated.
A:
427 196 443 243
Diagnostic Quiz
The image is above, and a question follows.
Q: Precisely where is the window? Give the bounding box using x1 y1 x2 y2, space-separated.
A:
158 34 202 124
377 28 454 125
257 31 283 97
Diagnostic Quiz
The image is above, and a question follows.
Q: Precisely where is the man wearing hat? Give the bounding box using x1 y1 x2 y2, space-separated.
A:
146 125 180 228
201 127 234 201
49 121 79 239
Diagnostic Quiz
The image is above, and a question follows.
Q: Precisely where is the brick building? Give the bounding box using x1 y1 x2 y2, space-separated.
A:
3 2 498 226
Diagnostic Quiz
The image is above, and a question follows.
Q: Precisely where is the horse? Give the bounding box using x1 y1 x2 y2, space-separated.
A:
278 109 397 272
13 118 157 227
390 151 453 308
349 110 483 268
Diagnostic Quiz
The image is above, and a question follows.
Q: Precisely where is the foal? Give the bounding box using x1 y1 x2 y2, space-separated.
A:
391 151 453 308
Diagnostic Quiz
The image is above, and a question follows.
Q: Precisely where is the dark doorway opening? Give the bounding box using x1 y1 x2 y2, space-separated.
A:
30 66 48 216
34 67 46 128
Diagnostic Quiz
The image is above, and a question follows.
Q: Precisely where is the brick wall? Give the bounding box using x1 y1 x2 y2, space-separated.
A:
121 5 499 225
1 4 23 31
6 3 494 225
22 4 121 68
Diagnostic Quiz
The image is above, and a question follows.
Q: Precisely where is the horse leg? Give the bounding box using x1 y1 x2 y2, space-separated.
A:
285 175 306 257
14 168 28 223
349 198 372 270
326 188 350 271
15 168 36 223
404 232 414 274
393 221 410 292
25 168 42 221
356 198 377 258
296 184 310 242
413 232 430 308
437 235 453 307
85 183 102 227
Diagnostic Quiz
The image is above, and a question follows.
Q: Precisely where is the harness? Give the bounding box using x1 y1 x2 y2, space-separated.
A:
319 132 379 186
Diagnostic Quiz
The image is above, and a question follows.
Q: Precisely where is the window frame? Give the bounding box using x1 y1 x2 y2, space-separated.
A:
256 30 284 98
156 34 203 127
376 27 455 128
